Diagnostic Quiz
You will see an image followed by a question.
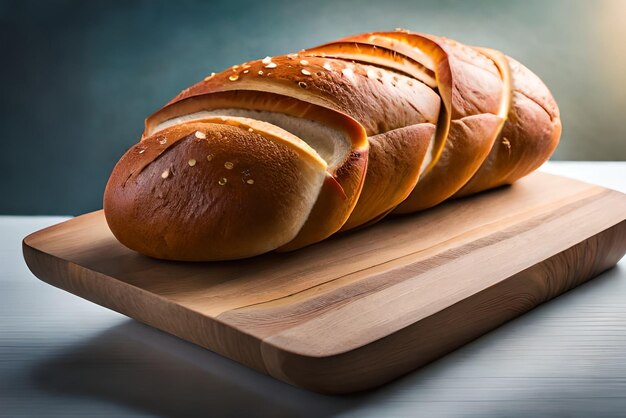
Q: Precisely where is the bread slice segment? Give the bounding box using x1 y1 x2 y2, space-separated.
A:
364 31 507 213
455 52 561 197
324 32 451 176
304 41 437 88
154 109 350 170
146 91 369 251
340 122 436 231
104 117 329 260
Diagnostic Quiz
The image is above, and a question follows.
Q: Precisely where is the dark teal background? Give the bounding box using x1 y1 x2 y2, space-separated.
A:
1 0 625 215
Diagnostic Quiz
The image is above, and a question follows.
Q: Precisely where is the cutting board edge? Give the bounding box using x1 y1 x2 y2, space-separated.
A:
258 220 626 393
22 217 626 393
22 239 272 374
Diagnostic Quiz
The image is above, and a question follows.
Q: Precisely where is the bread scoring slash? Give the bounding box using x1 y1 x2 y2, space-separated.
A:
104 29 561 261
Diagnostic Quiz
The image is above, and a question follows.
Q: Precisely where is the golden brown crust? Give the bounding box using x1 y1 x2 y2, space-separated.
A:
304 41 437 88
146 91 370 250
147 51 441 236
104 30 560 261
341 123 435 230
454 55 561 197
394 114 504 213
104 121 327 260
157 55 440 135
381 32 505 213
315 32 452 175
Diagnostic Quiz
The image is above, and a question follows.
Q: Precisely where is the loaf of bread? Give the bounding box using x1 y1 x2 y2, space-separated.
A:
104 30 561 261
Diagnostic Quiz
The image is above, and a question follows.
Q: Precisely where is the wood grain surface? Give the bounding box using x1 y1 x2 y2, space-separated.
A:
22 172 626 393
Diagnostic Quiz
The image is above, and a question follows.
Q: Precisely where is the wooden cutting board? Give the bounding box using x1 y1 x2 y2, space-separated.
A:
23 172 626 394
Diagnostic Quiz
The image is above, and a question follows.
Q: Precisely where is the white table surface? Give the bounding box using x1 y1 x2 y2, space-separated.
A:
2 161 625 418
